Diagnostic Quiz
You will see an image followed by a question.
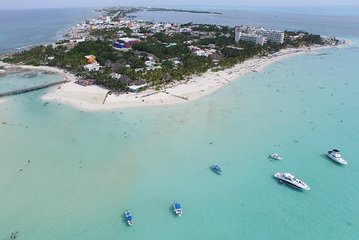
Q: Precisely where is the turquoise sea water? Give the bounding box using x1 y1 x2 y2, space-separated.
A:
135 8 359 38
0 70 62 93
1 8 359 240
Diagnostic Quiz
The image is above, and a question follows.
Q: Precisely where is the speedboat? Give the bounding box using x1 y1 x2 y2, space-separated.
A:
327 149 348 165
124 210 133 225
173 202 183 217
269 153 283 160
274 172 310 191
211 165 222 174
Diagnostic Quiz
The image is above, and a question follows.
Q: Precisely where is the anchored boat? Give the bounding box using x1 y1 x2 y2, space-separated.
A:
211 164 222 174
124 210 133 225
269 153 283 160
173 202 183 217
274 172 310 191
327 149 348 165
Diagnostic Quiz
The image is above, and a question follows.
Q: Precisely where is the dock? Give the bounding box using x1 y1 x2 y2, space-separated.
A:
0 80 69 97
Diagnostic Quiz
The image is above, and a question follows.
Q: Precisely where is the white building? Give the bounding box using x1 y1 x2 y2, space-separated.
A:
105 16 111 24
84 62 102 71
260 30 285 44
235 25 284 46
128 83 148 92
235 32 266 46
110 73 122 79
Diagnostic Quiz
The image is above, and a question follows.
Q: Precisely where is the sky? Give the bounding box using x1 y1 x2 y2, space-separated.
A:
0 0 358 9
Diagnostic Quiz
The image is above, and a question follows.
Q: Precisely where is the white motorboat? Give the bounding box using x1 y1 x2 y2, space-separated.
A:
327 149 348 165
274 172 310 191
269 153 283 160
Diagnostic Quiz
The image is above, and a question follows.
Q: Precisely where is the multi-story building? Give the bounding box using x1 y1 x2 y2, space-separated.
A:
235 25 284 46
260 30 285 44
235 32 266 46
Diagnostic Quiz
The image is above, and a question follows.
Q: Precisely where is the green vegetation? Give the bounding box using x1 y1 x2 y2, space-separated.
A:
132 42 190 59
68 41 117 65
3 45 57 66
101 7 142 21
90 28 120 41
284 31 324 47
192 24 232 35
3 19 333 92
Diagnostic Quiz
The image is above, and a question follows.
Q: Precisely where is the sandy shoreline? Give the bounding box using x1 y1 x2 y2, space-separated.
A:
0 44 341 111
43 46 324 111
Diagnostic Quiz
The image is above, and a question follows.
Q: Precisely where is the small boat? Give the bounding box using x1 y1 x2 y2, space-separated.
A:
124 210 133 225
269 153 283 160
211 164 222 174
173 202 183 217
274 172 310 191
327 149 348 165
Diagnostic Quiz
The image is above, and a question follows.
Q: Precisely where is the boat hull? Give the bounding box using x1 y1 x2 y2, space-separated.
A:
211 165 222 174
124 211 133 225
326 153 348 165
270 154 282 160
173 203 183 217
274 173 310 191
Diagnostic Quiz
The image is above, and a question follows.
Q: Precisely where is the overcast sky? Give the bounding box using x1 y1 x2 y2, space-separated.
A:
1 0 358 9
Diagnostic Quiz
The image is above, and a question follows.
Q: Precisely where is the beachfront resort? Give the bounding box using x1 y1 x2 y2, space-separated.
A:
0 7 342 101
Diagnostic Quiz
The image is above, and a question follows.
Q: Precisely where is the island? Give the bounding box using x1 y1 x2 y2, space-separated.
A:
144 7 222 15
0 6 344 110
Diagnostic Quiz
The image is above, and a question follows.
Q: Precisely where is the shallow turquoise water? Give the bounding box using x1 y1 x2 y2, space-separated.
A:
0 70 62 93
0 42 358 239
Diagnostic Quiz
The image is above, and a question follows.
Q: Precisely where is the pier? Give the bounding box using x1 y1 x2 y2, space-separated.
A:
0 80 69 97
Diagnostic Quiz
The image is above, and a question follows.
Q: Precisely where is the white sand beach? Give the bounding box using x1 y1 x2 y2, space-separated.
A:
0 45 331 111
43 46 321 111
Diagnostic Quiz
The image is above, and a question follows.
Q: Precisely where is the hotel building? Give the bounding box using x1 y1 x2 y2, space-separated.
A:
235 25 285 46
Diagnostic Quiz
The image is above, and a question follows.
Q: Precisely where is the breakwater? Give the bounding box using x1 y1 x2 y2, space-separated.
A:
0 80 68 97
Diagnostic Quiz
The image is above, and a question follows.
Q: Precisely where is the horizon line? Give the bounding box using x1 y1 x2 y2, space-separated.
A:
1 4 359 11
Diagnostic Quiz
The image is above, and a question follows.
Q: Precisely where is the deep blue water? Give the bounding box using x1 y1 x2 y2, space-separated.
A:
0 8 99 53
1 6 358 55
135 7 359 38
174 5 359 16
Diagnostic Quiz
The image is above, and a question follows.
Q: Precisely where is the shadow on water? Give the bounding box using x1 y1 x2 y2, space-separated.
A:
168 205 175 216
209 166 217 174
